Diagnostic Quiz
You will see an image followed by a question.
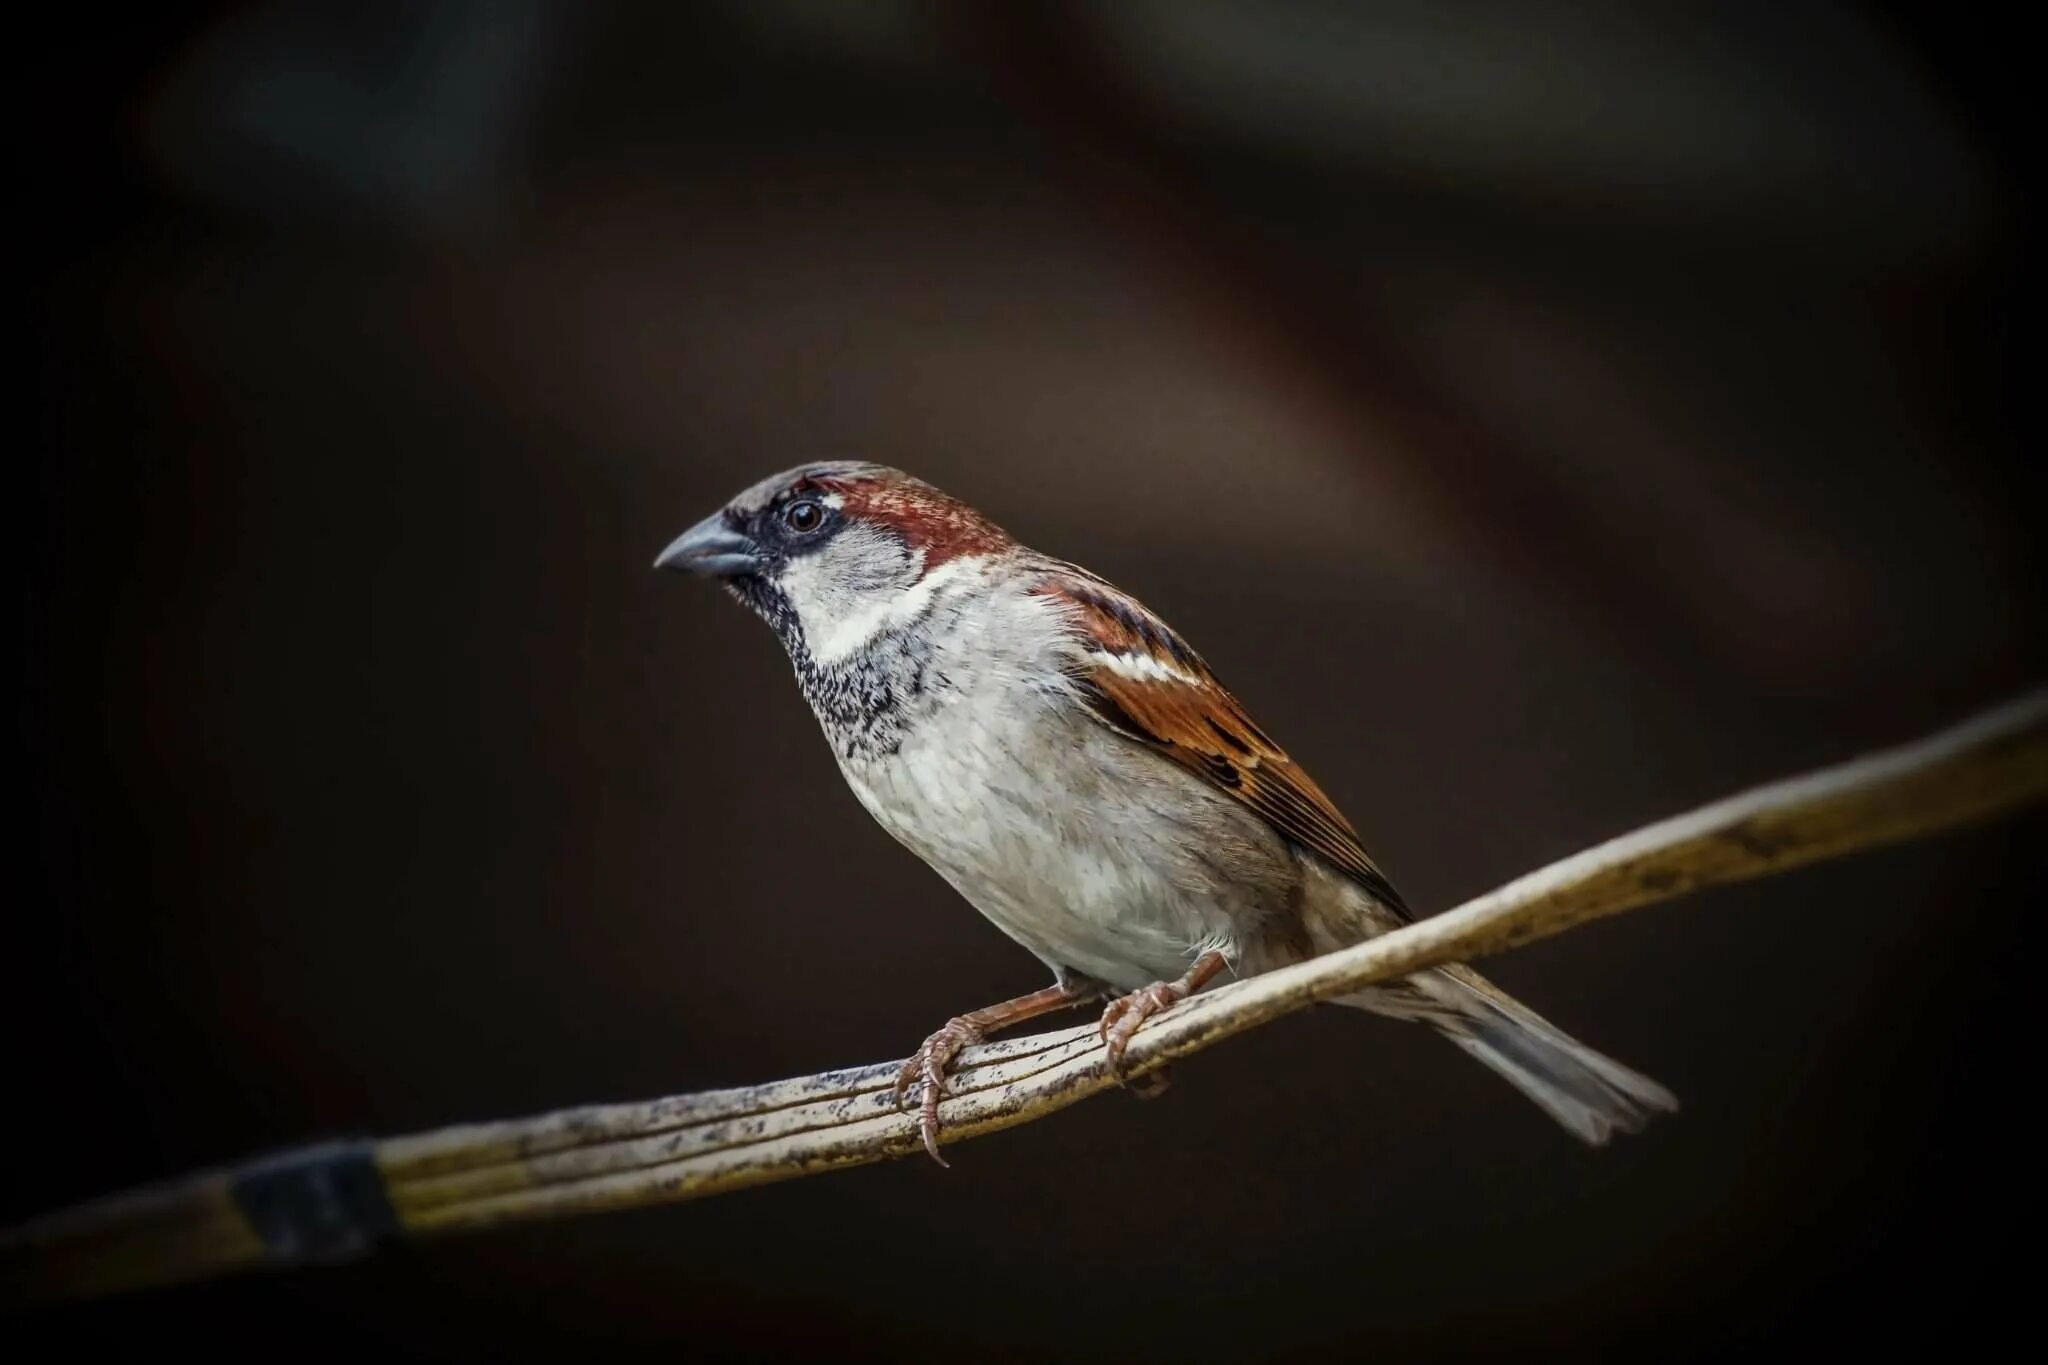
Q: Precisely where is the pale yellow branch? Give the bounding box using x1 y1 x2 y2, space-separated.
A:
7 690 2045 1304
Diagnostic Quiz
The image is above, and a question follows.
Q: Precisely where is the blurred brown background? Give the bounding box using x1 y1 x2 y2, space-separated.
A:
18 2 2042 1360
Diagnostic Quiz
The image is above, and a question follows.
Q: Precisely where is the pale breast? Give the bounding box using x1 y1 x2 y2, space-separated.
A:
839 659 1302 991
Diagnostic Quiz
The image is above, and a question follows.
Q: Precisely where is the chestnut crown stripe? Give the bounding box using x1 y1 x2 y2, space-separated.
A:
812 474 1014 571
1037 577 1409 918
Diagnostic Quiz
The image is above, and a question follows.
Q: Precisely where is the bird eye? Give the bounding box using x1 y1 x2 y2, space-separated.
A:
783 499 825 534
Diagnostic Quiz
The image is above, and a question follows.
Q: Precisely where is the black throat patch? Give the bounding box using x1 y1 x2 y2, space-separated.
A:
725 574 942 761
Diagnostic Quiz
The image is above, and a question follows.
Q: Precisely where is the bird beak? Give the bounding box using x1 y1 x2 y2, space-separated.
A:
653 514 764 577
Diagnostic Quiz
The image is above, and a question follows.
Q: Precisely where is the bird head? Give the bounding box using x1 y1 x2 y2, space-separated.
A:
655 462 1014 664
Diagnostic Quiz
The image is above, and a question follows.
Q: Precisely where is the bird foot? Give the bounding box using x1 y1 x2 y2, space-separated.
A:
893 1017 986 1166
1098 980 1191 1072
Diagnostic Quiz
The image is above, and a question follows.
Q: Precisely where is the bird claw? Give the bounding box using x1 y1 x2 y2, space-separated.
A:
1125 1065 1173 1101
1097 980 1189 1073
893 1017 986 1167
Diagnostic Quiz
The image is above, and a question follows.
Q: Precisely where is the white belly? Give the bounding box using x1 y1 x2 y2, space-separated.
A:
839 691 1299 990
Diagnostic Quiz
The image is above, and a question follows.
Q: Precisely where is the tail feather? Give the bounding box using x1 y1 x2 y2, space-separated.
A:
1342 965 1677 1145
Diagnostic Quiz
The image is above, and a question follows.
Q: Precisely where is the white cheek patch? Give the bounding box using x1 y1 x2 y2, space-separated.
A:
781 543 991 666
1087 649 1203 687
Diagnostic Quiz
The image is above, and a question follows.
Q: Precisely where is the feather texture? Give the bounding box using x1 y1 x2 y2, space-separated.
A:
1034 570 1410 919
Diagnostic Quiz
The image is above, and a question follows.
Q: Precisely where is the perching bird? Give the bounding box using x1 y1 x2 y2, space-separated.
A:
657 463 1676 1164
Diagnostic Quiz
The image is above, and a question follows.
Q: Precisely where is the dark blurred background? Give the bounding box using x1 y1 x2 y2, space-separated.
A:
18 2 2042 1359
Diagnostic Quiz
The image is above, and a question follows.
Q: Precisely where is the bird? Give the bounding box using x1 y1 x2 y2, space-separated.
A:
656 462 1676 1164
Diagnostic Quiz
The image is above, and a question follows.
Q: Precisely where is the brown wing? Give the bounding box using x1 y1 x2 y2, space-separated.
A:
1036 572 1409 918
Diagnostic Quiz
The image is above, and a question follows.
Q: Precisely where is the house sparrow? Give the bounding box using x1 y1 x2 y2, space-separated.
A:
657 462 1676 1164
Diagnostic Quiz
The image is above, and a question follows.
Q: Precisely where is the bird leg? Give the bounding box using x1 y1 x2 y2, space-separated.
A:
1098 951 1229 1072
894 981 1096 1166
